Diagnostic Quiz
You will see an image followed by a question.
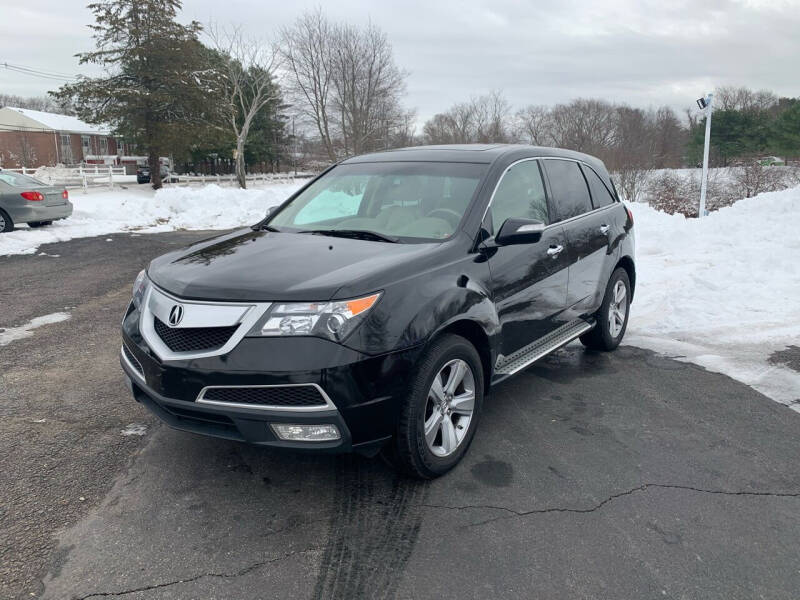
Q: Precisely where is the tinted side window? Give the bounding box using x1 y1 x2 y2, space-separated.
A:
489 160 548 234
544 160 592 220
583 166 615 208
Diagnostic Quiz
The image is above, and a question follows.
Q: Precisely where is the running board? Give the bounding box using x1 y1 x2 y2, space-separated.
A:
494 319 594 376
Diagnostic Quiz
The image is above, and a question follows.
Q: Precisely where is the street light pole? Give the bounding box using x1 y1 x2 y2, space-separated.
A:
698 92 713 218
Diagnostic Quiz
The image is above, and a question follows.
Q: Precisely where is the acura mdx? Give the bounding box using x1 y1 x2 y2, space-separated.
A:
120 144 635 478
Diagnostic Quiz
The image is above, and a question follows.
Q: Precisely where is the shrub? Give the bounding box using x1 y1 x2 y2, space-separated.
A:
645 166 799 217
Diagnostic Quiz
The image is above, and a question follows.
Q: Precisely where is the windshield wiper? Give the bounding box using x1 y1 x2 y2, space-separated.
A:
255 223 281 232
299 229 400 243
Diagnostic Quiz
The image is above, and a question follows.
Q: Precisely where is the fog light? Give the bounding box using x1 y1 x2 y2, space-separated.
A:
271 423 341 442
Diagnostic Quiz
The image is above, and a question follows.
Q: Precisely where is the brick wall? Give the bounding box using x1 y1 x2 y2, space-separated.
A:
0 131 118 168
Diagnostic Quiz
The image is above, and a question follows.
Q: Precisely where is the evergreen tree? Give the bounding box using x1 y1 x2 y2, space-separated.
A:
688 109 771 166
53 0 210 188
769 101 800 159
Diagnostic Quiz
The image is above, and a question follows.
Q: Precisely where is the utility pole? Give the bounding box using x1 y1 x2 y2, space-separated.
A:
292 116 297 176
697 92 713 218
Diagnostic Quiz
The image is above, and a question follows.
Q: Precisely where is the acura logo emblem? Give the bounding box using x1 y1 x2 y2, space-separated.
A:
168 304 184 326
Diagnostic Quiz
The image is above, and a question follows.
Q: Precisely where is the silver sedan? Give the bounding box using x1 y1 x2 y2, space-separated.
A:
0 169 73 233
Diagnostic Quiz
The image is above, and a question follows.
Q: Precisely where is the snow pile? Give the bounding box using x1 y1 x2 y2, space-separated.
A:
0 182 302 256
626 186 800 408
0 312 71 346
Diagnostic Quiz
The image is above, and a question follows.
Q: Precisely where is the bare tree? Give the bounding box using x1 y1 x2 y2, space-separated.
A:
652 106 686 168
423 91 512 145
209 26 279 188
330 21 406 155
715 85 778 112
280 9 337 162
548 98 616 155
513 104 551 145
281 11 407 160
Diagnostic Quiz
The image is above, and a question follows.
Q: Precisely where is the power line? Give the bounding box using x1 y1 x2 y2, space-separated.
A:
1 62 78 82
3 61 78 78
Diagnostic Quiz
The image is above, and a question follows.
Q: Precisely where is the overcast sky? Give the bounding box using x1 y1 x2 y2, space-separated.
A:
2 0 799 123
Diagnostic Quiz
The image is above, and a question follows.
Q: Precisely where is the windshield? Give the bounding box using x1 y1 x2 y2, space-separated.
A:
267 162 488 242
0 171 47 187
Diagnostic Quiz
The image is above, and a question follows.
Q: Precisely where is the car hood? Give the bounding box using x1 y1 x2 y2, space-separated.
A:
147 228 443 302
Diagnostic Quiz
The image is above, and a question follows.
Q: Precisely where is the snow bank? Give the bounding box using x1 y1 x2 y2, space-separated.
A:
626 186 800 408
0 182 302 256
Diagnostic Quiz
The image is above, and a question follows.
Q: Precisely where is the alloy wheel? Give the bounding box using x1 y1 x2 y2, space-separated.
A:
608 280 627 338
0 213 6 232
423 359 475 457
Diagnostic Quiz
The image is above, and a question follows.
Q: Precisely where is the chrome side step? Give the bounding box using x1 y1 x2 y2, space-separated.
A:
494 319 594 376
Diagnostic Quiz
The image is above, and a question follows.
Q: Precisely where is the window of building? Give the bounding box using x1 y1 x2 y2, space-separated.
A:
60 134 73 164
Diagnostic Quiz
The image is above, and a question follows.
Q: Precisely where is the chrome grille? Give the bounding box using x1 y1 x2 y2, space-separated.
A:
153 316 239 353
198 385 332 410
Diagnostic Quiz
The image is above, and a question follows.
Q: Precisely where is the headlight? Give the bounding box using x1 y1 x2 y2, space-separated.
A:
248 292 381 342
132 270 149 308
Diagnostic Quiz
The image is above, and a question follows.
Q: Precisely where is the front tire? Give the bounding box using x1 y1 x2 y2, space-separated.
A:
580 267 631 351
387 334 484 479
0 208 14 233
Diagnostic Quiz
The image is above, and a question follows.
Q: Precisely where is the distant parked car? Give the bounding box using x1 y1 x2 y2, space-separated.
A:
137 165 178 184
0 169 73 233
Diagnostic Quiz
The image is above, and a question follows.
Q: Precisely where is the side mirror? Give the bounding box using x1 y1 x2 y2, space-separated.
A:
495 218 545 245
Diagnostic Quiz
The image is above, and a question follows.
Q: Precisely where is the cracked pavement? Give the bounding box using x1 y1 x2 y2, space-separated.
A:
2 231 800 599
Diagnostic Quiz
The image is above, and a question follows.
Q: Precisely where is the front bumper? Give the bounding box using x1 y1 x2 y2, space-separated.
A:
121 303 422 453
122 367 355 452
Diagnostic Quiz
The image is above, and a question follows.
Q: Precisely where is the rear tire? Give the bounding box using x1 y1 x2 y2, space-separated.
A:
0 209 14 233
386 334 484 479
580 267 631 351
27 221 52 228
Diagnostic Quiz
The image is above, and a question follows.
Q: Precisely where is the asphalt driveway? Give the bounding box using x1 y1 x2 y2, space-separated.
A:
1 231 799 600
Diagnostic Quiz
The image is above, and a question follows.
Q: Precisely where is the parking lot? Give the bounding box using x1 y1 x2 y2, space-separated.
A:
2 231 800 599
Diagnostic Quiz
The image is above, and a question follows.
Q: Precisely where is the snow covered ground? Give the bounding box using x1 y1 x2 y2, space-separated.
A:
627 186 800 409
0 181 302 257
1 180 798 408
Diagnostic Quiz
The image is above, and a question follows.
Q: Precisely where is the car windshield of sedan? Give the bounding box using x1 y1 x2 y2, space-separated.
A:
266 162 488 242
0 171 47 187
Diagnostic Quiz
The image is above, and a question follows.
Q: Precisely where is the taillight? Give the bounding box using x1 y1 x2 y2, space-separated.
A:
625 206 634 226
21 191 44 201
62 189 69 200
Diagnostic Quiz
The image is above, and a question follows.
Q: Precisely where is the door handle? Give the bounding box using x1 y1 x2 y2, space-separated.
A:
599 224 610 234
547 244 564 258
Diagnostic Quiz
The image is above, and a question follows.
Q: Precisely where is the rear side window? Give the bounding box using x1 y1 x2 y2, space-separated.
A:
0 171 46 187
489 160 549 234
543 160 592 221
582 166 616 208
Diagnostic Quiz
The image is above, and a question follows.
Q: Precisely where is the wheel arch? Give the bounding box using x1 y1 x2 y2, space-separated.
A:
429 319 493 395
615 255 636 301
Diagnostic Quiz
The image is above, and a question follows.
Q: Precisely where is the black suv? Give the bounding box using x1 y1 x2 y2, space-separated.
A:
121 145 635 478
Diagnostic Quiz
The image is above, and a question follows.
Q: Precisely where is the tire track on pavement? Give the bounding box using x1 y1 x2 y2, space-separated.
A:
313 455 428 600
